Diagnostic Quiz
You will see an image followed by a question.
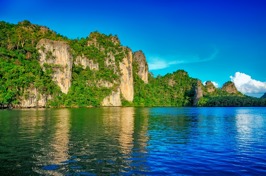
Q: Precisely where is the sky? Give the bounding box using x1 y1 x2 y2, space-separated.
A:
1 0 266 97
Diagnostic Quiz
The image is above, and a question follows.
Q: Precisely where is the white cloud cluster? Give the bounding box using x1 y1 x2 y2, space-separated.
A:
230 72 266 94
149 58 181 70
212 81 219 88
148 48 219 71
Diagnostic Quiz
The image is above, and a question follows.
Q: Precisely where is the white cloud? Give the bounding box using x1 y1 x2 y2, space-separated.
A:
148 59 167 70
148 48 219 71
149 58 182 70
230 72 266 94
211 81 219 88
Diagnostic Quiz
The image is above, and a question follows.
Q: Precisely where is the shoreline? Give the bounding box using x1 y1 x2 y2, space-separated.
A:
1 105 266 110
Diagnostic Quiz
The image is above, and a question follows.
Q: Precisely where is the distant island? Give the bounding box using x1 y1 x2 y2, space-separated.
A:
0 20 265 108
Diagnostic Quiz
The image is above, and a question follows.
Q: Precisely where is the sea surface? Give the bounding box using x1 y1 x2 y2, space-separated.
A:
0 107 266 175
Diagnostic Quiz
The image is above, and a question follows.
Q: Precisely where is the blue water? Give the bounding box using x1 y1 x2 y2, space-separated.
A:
0 107 266 175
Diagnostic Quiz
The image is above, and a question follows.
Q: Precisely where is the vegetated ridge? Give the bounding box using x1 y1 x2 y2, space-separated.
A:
0 20 265 108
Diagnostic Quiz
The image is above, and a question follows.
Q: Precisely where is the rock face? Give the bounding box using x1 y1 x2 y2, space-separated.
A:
205 81 216 93
105 53 116 68
222 81 238 94
168 79 176 87
37 39 72 94
74 56 98 70
19 86 50 108
133 51 149 83
97 80 114 88
101 89 121 106
193 80 203 106
86 32 134 105
119 50 134 102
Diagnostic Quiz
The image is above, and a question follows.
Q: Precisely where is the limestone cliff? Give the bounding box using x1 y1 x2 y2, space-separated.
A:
100 48 135 105
18 86 50 108
37 39 72 94
222 81 238 94
119 49 134 102
205 81 216 93
74 56 99 70
133 51 149 83
101 89 121 106
3 21 265 108
86 32 134 104
193 80 203 106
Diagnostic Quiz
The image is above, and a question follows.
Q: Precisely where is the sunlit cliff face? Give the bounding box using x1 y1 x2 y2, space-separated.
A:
37 39 73 94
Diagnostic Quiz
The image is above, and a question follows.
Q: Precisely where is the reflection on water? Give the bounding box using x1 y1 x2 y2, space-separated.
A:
235 108 266 156
118 107 134 155
236 108 265 137
33 109 70 175
0 107 266 175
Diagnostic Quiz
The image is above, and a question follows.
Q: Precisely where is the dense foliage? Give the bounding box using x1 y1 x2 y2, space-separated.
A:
132 69 197 106
0 21 64 107
132 60 266 107
51 32 127 107
0 21 126 107
0 21 265 108
198 96 266 107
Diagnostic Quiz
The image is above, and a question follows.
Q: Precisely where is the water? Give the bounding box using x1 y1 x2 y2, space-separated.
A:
0 107 266 175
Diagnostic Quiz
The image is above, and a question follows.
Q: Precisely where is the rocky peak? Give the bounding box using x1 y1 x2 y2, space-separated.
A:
205 81 216 93
193 80 203 106
110 35 120 45
87 32 120 47
222 81 238 94
133 50 149 84
261 93 266 99
37 39 73 94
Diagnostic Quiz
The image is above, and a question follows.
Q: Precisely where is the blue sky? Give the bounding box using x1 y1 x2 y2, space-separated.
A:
1 0 266 97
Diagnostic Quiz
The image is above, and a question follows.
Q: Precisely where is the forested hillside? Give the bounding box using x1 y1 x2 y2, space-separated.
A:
0 21 265 108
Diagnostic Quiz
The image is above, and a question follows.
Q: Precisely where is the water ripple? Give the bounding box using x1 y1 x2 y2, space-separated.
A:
0 107 266 175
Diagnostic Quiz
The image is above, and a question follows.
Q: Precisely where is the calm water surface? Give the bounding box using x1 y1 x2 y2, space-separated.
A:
0 107 266 175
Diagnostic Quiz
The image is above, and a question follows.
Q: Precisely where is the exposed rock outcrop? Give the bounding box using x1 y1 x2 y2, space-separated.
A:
74 56 98 70
19 86 50 108
97 80 114 88
37 39 72 94
105 52 116 68
133 51 149 83
168 79 176 87
205 81 216 93
222 81 238 94
119 49 134 102
193 80 203 106
101 89 121 106
85 32 134 105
